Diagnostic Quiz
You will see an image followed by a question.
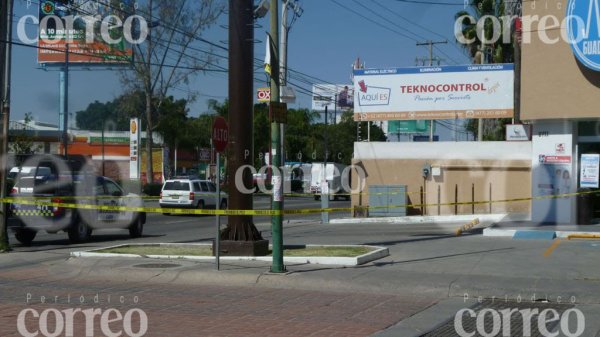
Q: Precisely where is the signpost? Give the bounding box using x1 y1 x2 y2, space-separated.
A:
212 116 228 270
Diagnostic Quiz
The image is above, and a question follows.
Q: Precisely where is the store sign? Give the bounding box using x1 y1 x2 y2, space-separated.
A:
506 124 532 141
352 65 514 121
129 118 140 180
580 154 600 188
257 87 270 102
567 0 600 72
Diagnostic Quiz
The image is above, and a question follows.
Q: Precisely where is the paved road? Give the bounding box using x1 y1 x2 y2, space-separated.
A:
5 203 600 336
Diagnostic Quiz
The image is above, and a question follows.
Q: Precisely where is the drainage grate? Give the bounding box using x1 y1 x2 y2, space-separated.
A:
421 300 574 337
133 263 181 269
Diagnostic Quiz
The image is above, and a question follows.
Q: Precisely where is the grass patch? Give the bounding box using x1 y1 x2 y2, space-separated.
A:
95 245 374 258
97 245 212 256
281 246 373 257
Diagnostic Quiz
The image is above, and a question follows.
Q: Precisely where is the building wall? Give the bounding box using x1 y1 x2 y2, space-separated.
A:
352 142 532 216
521 0 600 119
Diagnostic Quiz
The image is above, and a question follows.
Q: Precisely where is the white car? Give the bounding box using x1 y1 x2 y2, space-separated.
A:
159 179 228 214
8 175 146 245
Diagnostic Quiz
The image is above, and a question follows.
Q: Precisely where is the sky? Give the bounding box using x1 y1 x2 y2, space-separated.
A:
8 0 472 138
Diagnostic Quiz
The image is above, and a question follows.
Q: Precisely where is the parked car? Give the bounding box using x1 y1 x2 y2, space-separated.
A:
8 175 146 245
159 179 228 214
8 166 53 180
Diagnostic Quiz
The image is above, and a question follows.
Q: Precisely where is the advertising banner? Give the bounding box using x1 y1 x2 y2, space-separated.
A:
312 84 354 111
580 154 600 188
38 0 135 64
353 64 514 121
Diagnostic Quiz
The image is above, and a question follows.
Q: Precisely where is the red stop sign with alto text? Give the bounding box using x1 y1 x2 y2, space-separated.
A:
212 116 229 153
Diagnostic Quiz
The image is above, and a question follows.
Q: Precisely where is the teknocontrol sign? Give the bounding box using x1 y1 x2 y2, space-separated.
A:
352 64 514 121
567 0 600 71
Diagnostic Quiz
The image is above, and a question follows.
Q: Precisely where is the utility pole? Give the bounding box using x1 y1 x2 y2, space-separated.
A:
0 0 14 252
270 0 285 273
61 44 69 158
416 40 446 142
513 18 522 124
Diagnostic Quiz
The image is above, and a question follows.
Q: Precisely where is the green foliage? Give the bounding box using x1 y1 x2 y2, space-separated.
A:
10 113 42 162
455 0 514 63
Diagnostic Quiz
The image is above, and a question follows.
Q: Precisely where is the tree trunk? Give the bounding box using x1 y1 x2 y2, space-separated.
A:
145 92 154 184
225 0 262 242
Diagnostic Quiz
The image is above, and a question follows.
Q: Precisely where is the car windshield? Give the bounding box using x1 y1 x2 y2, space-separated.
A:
164 181 190 191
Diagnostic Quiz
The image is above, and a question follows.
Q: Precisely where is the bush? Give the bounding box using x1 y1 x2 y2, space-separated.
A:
143 183 163 196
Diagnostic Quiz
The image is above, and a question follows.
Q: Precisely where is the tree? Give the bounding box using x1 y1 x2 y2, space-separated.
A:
456 0 515 140
120 0 224 183
75 100 131 131
10 113 42 165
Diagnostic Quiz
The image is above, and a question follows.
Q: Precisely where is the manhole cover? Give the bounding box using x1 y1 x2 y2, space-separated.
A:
133 263 181 269
421 300 574 337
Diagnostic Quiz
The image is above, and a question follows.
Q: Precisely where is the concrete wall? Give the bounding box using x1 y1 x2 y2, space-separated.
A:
352 142 532 216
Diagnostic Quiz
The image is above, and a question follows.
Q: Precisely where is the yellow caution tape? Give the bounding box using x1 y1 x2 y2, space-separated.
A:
2 189 599 217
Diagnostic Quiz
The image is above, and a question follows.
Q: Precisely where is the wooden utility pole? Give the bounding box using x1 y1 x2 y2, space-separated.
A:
0 0 14 252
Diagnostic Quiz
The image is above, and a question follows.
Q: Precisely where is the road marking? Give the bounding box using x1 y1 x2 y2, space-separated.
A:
543 239 561 257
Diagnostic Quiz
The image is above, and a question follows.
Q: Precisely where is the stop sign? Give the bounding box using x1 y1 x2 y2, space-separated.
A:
212 116 229 153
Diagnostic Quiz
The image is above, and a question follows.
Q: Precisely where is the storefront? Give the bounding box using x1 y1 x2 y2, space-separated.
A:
522 0 600 223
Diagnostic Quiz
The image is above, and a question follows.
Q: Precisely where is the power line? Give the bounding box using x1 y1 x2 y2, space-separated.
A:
393 0 465 6
329 0 418 42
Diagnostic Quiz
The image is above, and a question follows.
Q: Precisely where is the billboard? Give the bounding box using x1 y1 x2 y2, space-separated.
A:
353 64 514 121
38 0 135 64
312 84 354 111
388 120 432 134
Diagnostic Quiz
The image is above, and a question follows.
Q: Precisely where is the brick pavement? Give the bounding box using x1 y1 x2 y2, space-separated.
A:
0 266 438 337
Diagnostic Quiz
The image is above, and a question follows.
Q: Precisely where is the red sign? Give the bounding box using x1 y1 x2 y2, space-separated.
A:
542 155 572 164
257 88 271 102
212 117 229 153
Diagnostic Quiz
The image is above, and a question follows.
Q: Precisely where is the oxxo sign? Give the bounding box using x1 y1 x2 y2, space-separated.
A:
567 0 600 71
257 87 271 103
212 117 229 153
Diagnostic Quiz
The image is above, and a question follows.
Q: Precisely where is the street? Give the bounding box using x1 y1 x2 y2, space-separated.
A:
4 196 600 336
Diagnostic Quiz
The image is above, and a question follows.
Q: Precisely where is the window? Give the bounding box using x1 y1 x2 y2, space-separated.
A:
193 182 201 192
105 180 123 196
94 179 106 195
200 182 209 192
208 183 216 192
164 181 190 191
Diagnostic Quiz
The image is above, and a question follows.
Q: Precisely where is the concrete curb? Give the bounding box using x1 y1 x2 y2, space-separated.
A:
330 213 529 225
483 227 600 239
70 243 389 266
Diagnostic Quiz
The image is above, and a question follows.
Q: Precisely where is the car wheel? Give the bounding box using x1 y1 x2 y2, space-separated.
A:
15 229 36 246
314 195 320 201
129 216 144 238
197 200 205 216
68 221 92 243
219 199 227 210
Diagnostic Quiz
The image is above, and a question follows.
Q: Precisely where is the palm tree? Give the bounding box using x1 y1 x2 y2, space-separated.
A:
455 0 514 64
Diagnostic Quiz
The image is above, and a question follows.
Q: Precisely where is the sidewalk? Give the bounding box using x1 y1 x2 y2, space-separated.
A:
5 217 600 336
